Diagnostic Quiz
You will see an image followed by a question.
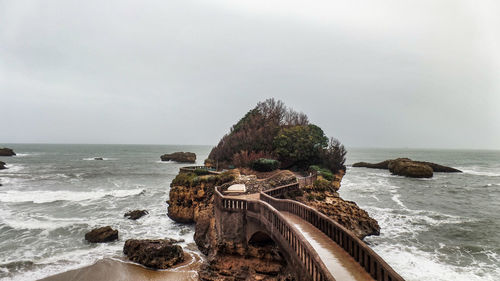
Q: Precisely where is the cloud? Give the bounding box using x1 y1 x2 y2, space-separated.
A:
0 0 499 148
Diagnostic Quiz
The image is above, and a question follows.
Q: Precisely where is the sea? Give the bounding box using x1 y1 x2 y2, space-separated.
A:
0 144 499 281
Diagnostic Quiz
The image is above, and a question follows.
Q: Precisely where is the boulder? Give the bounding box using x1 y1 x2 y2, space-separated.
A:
160 152 196 163
124 210 148 220
388 158 433 178
0 148 15 156
123 239 184 269
84 226 118 243
0 161 6 170
94 157 104 160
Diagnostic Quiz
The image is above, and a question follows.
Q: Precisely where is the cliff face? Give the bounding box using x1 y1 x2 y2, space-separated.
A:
168 169 297 280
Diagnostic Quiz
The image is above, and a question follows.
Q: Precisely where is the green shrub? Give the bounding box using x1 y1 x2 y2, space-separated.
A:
194 168 210 176
216 172 236 185
307 194 315 201
171 172 197 186
252 158 281 172
313 177 331 191
273 124 328 168
309 165 334 181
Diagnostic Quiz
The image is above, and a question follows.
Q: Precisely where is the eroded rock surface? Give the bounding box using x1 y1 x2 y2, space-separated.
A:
160 152 196 163
124 210 148 220
0 148 15 156
84 226 118 243
0 161 6 170
292 172 380 239
388 158 433 178
123 239 184 269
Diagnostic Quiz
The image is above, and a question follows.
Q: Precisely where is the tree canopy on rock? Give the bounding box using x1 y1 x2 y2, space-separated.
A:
207 98 346 173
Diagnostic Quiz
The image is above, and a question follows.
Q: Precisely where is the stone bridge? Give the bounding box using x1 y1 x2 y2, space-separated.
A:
183 166 405 281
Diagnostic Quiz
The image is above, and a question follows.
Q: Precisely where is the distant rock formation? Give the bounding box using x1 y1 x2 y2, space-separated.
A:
124 210 148 220
353 158 461 178
160 152 196 163
0 161 6 170
0 148 16 156
388 158 433 178
84 226 118 243
94 157 104 160
123 239 184 269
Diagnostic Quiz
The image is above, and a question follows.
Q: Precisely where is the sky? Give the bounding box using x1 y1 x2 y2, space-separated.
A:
1 0 499 149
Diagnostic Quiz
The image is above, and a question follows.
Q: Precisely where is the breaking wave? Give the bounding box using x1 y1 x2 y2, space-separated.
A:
0 188 145 204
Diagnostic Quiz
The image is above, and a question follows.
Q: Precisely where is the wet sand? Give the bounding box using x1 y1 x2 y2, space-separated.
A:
281 212 374 281
38 251 202 281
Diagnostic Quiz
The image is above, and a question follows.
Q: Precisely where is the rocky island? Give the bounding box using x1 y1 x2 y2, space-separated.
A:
0 147 16 156
353 158 461 178
161 152 196 163
167 99 396 280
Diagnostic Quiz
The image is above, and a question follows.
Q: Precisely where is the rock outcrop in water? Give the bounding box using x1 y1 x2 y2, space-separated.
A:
123 239 184 269
160 152 196 163
388 158 433 178
84 226 118 243
353 158 461 178
0 161 6 170
94 157 104 160
124 210 148 220
0 148 15 156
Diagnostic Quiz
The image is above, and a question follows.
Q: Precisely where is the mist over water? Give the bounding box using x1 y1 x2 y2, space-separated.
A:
0 145 499 280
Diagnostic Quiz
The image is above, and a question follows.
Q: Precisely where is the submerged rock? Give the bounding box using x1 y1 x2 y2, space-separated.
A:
0 148 16 156
85 226 118 243
123 239 184 269
160 152 196 163
0 161 6 170
124 210 148 220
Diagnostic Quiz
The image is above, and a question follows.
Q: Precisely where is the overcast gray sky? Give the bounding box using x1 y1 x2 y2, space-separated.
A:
1 0 499 149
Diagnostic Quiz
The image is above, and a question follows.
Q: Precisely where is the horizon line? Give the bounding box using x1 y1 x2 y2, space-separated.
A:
1 142 499 151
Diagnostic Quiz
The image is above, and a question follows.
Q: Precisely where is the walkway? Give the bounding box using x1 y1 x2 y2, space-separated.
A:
281 212 373 281
183 166 405 281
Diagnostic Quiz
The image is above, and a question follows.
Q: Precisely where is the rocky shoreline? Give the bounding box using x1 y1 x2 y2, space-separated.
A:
167 167 380 280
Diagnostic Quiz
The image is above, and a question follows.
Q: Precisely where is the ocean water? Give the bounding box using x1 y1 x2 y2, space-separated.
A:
341 148 500 281
0 144 210 281
0 145 499 281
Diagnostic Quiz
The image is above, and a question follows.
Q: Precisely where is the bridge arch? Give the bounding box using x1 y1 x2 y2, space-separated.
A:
248 230 275 246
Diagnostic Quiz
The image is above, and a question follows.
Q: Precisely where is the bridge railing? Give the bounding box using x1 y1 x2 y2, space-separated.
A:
260 192 405 281
297 172 317 187
179 166 221 175
215 186 335 281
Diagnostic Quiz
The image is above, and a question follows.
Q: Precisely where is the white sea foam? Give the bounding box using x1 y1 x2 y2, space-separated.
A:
0 188 145 204
458 166 500 177
0 164 25 173
391 194 407 209
370 243 500 281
